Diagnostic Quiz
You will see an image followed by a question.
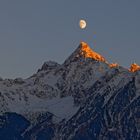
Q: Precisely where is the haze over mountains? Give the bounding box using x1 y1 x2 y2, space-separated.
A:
0 42 139 140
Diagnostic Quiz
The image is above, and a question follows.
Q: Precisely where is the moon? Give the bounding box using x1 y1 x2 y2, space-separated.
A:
79 19 87 29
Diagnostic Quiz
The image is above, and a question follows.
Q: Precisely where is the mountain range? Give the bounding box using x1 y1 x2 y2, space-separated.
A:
0 42 139 140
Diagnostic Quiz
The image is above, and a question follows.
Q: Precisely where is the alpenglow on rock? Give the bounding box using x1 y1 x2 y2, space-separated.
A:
0 42 139 140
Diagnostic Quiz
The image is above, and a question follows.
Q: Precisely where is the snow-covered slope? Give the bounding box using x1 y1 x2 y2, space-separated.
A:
0 42 111 119
0 42 139 140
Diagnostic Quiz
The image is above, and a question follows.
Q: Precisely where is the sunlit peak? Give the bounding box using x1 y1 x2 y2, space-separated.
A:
109 63 119 68
129 63 140 72
78 42 106 62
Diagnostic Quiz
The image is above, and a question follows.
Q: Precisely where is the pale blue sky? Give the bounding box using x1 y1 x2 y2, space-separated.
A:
0 0 140 78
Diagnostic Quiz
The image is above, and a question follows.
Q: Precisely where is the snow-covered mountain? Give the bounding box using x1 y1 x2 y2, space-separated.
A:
0 42 139 140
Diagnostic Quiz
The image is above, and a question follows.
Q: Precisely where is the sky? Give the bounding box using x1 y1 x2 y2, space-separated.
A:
0 0 140 78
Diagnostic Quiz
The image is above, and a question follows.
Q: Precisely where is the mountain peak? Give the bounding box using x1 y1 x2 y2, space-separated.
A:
38 61 60 72
109 63 119 68
129 63 140 72
64 42 106 65
78 42 106 62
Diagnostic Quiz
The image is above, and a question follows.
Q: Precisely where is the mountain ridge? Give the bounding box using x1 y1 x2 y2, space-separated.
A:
63 41 139 73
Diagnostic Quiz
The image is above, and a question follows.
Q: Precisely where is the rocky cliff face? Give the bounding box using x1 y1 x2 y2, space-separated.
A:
0 42 139 140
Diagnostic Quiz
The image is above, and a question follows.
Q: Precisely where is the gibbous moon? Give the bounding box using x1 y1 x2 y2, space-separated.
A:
79 19 87 29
